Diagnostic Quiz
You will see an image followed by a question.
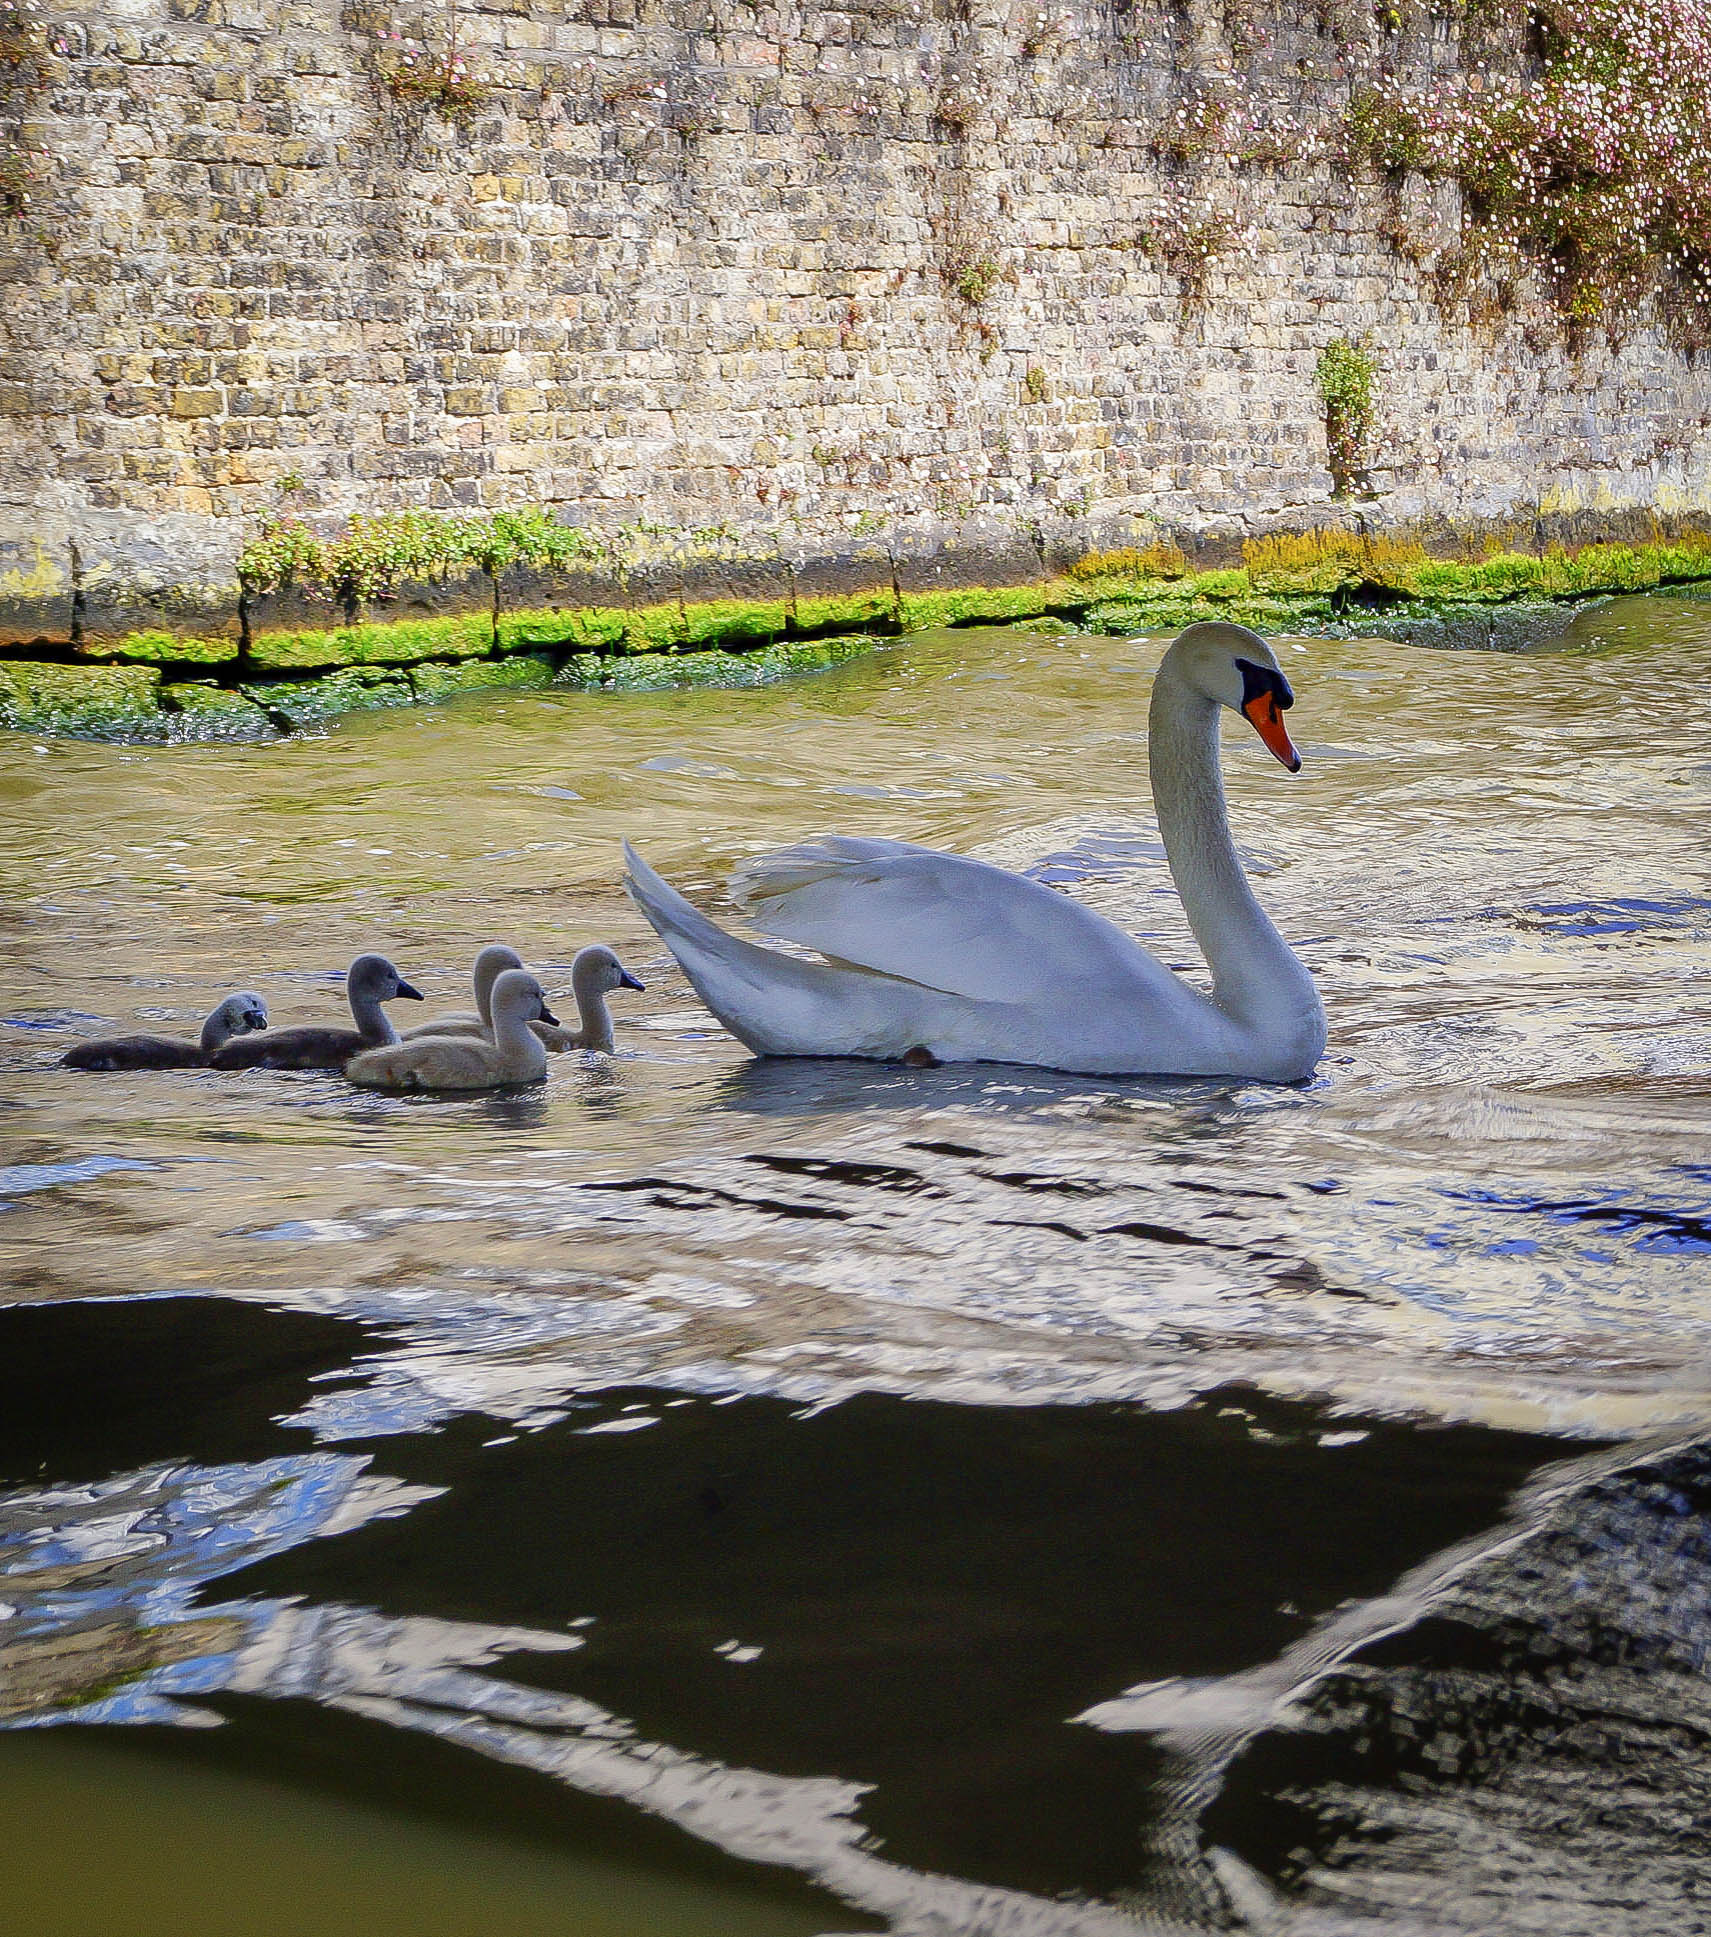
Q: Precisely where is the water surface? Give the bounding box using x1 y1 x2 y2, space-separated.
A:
2 598 1709 1933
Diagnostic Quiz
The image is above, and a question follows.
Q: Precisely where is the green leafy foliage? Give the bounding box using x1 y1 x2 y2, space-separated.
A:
1315 339 1378 494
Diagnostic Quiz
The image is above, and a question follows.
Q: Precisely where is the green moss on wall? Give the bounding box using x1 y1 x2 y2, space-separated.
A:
497 605 630 654
407 657 555 700
0 661 164 737
10 525 1711 744
898 580 1081 630
559 634 878 691
103 628 240 665
161 681 275 737
247 611 494 671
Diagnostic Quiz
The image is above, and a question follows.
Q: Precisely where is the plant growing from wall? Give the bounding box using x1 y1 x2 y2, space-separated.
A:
1315 339 1378 495
0 137 42 216
1135 204 1239 303
949 252 1002 305
372 5 491 129
240 508 600 606
1 0 54 228
1349 0 1711 345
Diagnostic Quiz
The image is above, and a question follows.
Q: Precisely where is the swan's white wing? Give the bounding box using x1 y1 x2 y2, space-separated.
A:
729 836 1185 1008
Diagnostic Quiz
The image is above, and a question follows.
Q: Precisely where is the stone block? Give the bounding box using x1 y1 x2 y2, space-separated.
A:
170 387 223 418
0 659 164 738
0 539 75 645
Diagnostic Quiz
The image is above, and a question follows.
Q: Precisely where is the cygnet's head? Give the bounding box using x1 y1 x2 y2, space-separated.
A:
202 990 269 1050
219 991 270 1035
1162 622 1302 772
490 968 559 1027
571 944 646 996
348 953 425 1003
473 942 524 986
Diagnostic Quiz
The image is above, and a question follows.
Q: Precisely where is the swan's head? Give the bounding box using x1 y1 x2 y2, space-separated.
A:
474 943 525 982
202 990 270 1051
348 953 426 1005
491 968 560 1028
571 944 646 998
472 943 525 1015
1164 622 1301 772
219 991 270 1036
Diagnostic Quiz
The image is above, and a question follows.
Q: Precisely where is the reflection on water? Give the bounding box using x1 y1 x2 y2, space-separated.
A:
2 599 1710 1932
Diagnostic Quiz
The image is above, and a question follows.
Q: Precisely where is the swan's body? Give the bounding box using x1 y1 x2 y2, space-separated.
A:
346 970 558 1090
402 944 643 1054
61 990 269 1070
212 954 424 1070
623 623 1326 1082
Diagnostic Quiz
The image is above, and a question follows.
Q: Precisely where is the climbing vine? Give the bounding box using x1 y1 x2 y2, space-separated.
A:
1350 0 1711 343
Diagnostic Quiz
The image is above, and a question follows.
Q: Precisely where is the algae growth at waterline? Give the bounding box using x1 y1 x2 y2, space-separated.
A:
6 515 1711 739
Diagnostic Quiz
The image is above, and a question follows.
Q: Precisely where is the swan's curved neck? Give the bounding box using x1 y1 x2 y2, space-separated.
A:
572 973 615 1054
199 1007 229 1054
1148 665 1320 1042
493 1005 537 1056
348 982 398 1047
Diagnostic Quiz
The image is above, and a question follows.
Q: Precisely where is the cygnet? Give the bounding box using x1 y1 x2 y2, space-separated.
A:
400 943 522 1040
212 954 424 1069
345 969 559 1091
533 945 645 1054
61 990 270 1070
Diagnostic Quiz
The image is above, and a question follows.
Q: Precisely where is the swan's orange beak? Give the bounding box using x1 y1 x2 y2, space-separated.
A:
1243 692 1302 772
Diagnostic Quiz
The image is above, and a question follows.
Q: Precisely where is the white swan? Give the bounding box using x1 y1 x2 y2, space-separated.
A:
346 970 559 1091
622 622 1326 1081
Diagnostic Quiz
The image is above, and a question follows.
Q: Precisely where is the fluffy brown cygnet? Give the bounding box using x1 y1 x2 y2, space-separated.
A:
60 990 270 1071
400 943 522 1040
346 970 559 1091
212 954 423 1069
533 945 645 1055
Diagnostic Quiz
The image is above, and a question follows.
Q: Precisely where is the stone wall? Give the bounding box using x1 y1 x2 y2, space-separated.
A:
3 0 1711 641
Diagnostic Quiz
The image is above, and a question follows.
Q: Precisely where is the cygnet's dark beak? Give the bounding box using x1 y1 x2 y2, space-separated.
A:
396 981 425 1002
618 970 646 992
245 1011 268 1033
538 1002 561 1027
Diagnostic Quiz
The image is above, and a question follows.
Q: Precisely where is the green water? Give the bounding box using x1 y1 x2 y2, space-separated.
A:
2 598 1709 1934
0 1729 835 1936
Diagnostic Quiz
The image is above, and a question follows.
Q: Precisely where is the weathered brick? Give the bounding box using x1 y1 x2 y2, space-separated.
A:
169 387 223 418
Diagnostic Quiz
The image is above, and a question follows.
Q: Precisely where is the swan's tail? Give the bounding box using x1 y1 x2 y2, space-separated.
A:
621 840 921 1059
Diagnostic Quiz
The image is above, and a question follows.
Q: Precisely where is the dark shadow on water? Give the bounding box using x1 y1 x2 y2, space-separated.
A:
0 1296 379 1486
223 1380 1571 1906
0 1295 1601 1916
